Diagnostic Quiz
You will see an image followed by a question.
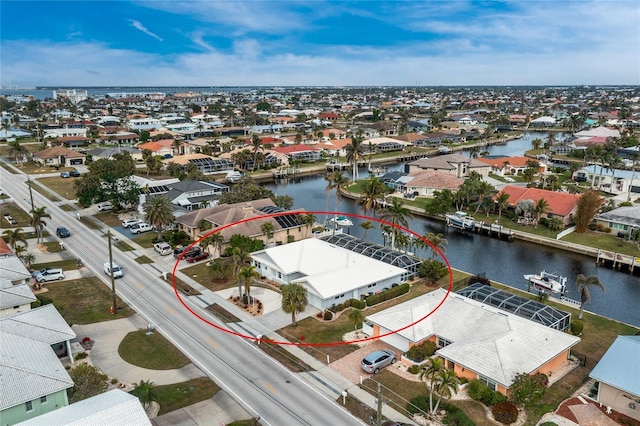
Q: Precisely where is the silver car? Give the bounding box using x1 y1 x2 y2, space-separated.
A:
361 349 396 374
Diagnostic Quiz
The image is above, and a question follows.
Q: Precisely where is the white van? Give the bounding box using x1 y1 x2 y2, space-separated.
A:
104 262 123 278
97 201 113 212
34 268 65 283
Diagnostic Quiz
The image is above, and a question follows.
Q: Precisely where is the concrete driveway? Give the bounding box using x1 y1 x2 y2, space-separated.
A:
328 340 402 384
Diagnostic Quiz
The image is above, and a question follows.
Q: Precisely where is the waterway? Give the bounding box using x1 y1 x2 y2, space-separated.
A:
265 133 640 327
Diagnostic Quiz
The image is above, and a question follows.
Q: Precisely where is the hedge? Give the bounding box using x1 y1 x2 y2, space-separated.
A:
365 283 410 306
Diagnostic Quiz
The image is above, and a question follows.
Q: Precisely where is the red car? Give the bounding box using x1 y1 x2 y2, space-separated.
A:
185 251 210 263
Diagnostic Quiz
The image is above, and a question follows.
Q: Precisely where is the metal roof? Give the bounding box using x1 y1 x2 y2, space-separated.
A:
589 335 640 396
457 282 572 331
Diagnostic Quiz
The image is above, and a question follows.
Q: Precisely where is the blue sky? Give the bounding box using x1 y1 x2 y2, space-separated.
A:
1 1 639 86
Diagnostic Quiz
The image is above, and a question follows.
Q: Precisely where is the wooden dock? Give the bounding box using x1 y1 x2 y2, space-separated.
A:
596 249 640 272
325 162 349 172
445 219 515 241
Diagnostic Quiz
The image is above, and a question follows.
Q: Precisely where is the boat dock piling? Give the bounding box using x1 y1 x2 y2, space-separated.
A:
596 249 639 272
445 218 515 241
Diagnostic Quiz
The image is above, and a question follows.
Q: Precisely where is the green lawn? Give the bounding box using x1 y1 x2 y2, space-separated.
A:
131 231 158 248
0 202 32 227
118 330 190 369
153 378 220 416
36 176 78 200
562 231 639 256
134 255 154 264
31 258 81 272
37 277 134 324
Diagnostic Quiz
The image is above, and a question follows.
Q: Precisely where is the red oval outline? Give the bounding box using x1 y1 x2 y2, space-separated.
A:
171 210 452 346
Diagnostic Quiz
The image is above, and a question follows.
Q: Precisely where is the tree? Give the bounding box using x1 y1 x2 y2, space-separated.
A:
534 198 550 225
325 171 350 212
273 194 294 210
208 232 225 258
281 283 308 326
348 308 364 334
418 259 448 283
378 197 413 250
574 190 603 233
67 363 108 403
30 206 51 244
575 274 605 319
131 380 158 409
510 373 548 406
21 252 36 267
208 258 231 280
3 228 28 249
495 192 511 223
302 213 316 238
238 265 260 302
424 232 448 260
425 189 454 216
251 134 263 170
345 134 364 181
358 176 387 215
231 247 251 297
261 221 275 245
144 196 175 240
359 221 375 242
7 140 28 166
418 357 444 414
431 369 460 414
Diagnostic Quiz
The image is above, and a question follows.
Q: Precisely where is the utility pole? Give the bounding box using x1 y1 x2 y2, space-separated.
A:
376 382 383 426
26 178 35 212
107 229 117 314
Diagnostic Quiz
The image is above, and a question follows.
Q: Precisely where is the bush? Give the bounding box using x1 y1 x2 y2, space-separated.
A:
349 298 365 309
570 320 584 336
323 310 333 321
404 341 437 363
407 396 430 415
467 379 490 401
407 365 421 375
492 401 519 424
440 402 475 426
539 422 558 426
75 352 88 360
365 283 410 306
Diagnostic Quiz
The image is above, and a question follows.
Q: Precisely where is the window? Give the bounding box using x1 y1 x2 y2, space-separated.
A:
438 337 452 347
25 401 33 412
479 375 497 391
40 395 47 404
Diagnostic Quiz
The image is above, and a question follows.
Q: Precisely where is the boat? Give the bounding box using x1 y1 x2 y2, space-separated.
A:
328 216 353 228
523 270 567 294
445 211 476 230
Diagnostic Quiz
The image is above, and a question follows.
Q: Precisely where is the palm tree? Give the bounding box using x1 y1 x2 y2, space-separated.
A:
251 134 262 170
171 138 183 156
21 252 36 267
378 197 413 250
359 176 387 214
231 247 251 297
424 232 448 260
418 357 444 414
209 232 225 258
345 134 364 181
131 380 158 409
261 221 275 245
238 265 260 302
359 221 375 242
348 308 364 334
495 192 511 223
30 207 51 244
3 228 28 249
143 196 175 240
302 213 316 238
431 369 460 414
208 258 231 281
575 274 605 319
7 140 28 166
534 198 550 225
281 283 308 326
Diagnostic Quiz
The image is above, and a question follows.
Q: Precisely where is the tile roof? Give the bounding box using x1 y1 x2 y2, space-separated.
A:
0 256 32 282
0 278 36 310
33 146 87 159
404 171 465 190
589 335 640 396
273 144 321 154
497 185 581 216
1 304 76 344
366 288 580 387
409 153 488 170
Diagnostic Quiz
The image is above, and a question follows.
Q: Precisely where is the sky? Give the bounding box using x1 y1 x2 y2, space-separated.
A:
1 0 639 87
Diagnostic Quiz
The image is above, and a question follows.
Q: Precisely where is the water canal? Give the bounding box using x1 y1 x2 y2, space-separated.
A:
265 133 640 327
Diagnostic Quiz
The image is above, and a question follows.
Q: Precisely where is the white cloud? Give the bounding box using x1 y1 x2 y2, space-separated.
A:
129 19 163 42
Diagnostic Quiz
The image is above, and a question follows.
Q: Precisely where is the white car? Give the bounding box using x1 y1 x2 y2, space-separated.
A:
104 262 123 278
153 242 172 255
97 201 113 212
34 268 65 283
130 222 154 234
122 218 143 228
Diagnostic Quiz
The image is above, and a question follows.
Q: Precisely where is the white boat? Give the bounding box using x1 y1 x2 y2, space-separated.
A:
445 211 476 230
328 216 353 227
524 271 567 294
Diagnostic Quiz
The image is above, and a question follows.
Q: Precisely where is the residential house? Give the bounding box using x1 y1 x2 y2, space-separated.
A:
595 206 640 237
475 156 548 177
393 133 430 147
100 131 140 146
363 137 409 153
251 238 406 310
55 136 91 148
0 277 35 317
86 146 143 162
497 185 581 225
589 335 640 421
408 154 491 179
364 288 580 396
162 180 229 211
15 389 151 425
137 139 175 158
316 138 352 158
394 171 465 197
0 244 32 284
272 145 322 162
163 154 234 175
32 146 86 167
572 165 637 195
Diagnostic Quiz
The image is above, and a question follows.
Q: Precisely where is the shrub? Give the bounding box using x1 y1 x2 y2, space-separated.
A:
111 378 119 384
539 423 558 426
490 390 508 406
492 401 519 424
349 299 365 309
467 379 491 401
570 320 584 336
407 396 430 415
510 372 548 406
440 402 475 426
323 310 333 321
407 365 421 375
365 283 410 306
336 303 344 312
404 341 437 363
75 352 88 360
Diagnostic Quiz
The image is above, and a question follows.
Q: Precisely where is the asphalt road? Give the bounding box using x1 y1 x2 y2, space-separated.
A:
1 165 363 426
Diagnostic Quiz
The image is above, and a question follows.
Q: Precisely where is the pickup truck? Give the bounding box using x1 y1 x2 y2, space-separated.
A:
130 222 154 234
153 242 172 255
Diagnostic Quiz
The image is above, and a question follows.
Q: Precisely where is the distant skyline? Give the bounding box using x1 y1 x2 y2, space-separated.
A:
1 1 639 87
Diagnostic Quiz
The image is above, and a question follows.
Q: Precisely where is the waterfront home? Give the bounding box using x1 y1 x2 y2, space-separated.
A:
272 144 322 162
251 238 406 310
497 185 581 226
572 165 637 195
364 288 580 396
589 335 640 421
475 156 548 177
163 153 234 175
32 146 86 167
595 206 640 237
392 170 464 197
408 153 491 178
530 116 557 127
363 136 409 152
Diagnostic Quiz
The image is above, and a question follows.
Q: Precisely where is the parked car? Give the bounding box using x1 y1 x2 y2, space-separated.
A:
103 262 123 278
185 251 210 263
32 268 53 278
122 218 143 228
60 171 70 178
97 201 113 212
56 226 71 238
153 242 172 256
173 246 200 259
35 268 65 283
130 222 154 234
69 170 81 177
361 349 396 374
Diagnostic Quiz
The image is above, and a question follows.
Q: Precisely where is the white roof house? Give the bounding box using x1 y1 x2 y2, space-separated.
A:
0 256 32 284
16 389 151 426
574 126 621 138
365 288 580 392
251 238 407 310
0 304 76 345
0 277 36 317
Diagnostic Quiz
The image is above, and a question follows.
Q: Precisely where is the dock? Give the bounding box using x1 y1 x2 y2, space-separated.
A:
325 162 349 172
445 218 515 241
272 167 302 179
596 249 640 272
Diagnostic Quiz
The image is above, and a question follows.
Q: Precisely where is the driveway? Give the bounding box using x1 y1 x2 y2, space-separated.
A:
328 339 402 384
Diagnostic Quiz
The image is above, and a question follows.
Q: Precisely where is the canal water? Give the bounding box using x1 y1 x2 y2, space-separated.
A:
265 133 640 327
